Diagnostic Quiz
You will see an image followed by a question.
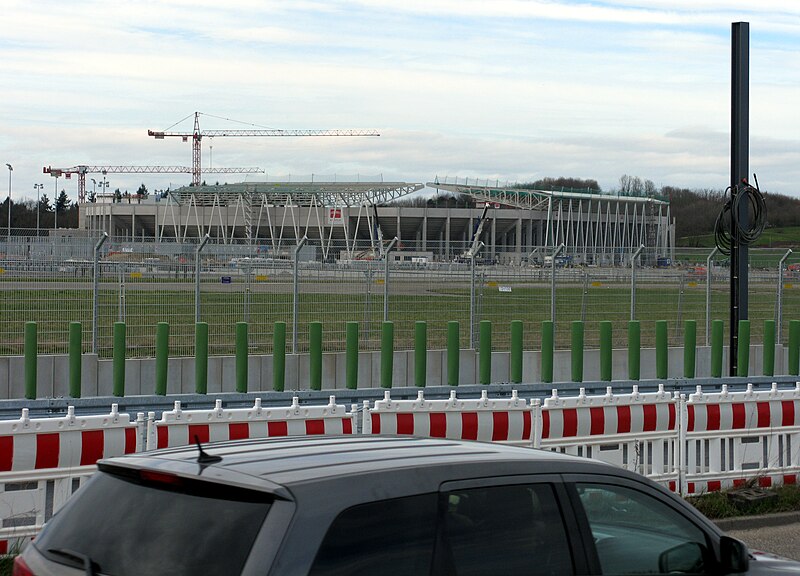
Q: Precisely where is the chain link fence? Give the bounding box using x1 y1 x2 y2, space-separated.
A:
2 234 799 359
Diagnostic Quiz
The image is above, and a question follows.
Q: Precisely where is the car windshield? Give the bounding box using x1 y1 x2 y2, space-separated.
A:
34 469 272 576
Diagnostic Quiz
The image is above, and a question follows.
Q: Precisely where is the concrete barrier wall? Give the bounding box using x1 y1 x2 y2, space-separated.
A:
0 345 786 399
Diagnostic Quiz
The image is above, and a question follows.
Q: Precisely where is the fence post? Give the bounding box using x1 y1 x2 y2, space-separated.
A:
415 321 427 387
292 236 308 354
383 237 398 322
628 320 640 381
571 320 583 382
69 322 82 398
789 320 800 376
195 321 208 394
194 234 210 323
737 319 750 377
684 320 696 379
346 322 359 390
711 320 724 378
479 320 492 385
113 321 126 397
510 320 523 384
542 320 554 384
310 321 322 391
24 321 37 400
155 322 169 395
381 321 394 388
763 319 775 377
777 249 792 345
470 241 485 348
273 322 286 392
654 320 667 379
599 320 612 382
447 321 460 386
92 232 108 354
630 245 644 321
705 247 719 346
236 321 248 393
550 244 565 323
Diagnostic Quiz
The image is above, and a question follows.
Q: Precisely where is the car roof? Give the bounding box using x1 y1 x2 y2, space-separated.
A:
101 435 617 495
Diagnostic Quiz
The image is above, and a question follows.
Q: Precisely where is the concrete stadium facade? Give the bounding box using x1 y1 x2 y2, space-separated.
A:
78 180 674 265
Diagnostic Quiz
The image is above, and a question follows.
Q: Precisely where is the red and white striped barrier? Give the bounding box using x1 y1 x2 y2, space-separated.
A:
363 390 533 444
537 385 680 490
147 396 355 450
0 405 141 472
684 383 800 495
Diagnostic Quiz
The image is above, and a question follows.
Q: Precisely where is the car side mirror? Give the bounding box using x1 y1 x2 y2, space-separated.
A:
720 536 750 574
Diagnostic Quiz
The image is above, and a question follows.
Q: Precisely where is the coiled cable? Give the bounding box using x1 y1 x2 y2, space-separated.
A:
714 174 766 255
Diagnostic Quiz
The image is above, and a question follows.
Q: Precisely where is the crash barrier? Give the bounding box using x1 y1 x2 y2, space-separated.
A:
536 385 680 491
363 389 532 444
4 384 800 551
13 317 800 399
147 397 355 450
684 383 800 494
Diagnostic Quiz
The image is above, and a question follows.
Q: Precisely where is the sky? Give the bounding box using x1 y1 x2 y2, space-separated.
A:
1 0 799 205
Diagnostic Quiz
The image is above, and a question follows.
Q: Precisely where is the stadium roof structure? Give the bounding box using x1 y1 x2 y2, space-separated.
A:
428 179 670 211
168 181 424 207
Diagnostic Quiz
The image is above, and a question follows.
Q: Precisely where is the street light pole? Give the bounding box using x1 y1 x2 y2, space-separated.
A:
33 183 43 237
53 175 58 230
5 163 12 239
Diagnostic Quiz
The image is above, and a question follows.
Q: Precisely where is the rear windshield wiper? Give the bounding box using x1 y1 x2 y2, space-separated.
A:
47 548 99 576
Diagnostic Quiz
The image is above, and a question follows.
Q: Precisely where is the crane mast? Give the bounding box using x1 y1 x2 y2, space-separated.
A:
148 112 380 186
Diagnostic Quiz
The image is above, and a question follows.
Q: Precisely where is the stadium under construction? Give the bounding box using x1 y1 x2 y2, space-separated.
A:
78 178 674 265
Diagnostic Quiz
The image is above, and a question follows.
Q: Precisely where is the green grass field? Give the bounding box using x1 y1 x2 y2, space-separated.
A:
1 277 797 358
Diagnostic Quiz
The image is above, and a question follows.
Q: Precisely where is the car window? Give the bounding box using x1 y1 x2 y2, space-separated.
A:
439 484 574 576
33 470 271 576
308 493 438 576
576 483 712 575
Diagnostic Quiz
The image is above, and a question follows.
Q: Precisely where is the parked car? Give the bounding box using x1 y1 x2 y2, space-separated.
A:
15 436 800 575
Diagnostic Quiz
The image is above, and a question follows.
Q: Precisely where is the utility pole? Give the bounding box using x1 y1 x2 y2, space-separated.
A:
729 22 749 376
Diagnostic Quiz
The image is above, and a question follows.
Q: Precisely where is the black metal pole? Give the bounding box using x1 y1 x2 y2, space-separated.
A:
730 22 749 375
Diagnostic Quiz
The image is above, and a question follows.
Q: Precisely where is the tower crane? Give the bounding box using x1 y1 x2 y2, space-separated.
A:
148 112 380 187
42 164 264 202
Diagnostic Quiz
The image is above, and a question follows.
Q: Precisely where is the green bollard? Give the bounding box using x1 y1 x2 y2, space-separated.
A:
655 320 668 380
69 322 82 398
310 321 323 391
479 320 492 385
195 322 208 394
510 320 523 384
155 322 169 396
790 320 800 376
236 322 248 393
447 321 460 386
711 320 724 378
346 322 359 390
599 321 612 382
684 320 697 379
24 322 37 400
113 322 126 397
571 321 584 383
628 320 640 381
415 321 427 388
273 322 286 392
763 320 776 377
542 321 554 384
381 321 394 388
737 320 750 377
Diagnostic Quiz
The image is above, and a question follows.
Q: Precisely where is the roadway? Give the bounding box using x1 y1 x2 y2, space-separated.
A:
718 512 800 561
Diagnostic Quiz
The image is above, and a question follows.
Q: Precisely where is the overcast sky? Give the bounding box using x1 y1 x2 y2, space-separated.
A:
2 0 799 204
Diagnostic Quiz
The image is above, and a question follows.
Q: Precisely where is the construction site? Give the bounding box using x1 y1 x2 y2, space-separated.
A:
41 112 674 265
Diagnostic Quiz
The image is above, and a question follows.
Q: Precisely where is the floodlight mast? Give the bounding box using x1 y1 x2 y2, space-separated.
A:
148 112 381 186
